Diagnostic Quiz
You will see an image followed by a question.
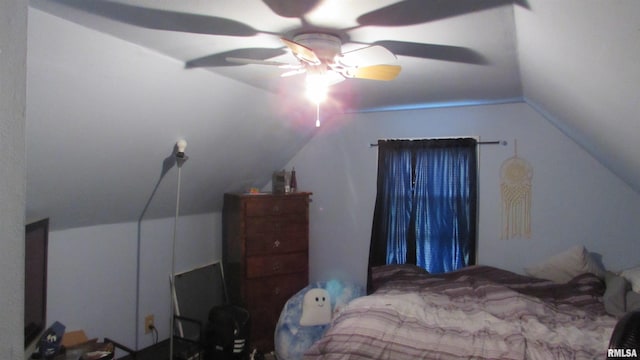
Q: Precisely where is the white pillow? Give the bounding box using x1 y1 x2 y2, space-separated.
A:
524 245 605 283
299 288 332 326
620 266 640 293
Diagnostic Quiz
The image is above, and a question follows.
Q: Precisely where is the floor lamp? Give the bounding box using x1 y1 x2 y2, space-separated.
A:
170 139 188 360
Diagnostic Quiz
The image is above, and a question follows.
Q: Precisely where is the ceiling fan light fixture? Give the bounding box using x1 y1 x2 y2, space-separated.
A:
305 71 329 104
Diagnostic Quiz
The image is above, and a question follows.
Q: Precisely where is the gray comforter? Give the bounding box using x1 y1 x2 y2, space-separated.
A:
304 265 616 359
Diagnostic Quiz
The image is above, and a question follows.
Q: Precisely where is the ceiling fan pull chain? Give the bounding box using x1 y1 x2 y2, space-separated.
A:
316 103 321 127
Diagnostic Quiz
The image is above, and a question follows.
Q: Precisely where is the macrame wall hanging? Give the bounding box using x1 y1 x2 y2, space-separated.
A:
500 140 533 239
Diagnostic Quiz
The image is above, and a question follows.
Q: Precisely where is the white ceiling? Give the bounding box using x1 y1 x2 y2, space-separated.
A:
25 0 640 230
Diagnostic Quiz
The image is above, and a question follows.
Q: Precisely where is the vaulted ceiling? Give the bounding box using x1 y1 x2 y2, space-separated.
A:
25 0 640 230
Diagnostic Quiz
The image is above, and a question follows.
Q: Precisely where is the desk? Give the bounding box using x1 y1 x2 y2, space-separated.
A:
119 339 202 360
47 341 116 360
118 340 168 360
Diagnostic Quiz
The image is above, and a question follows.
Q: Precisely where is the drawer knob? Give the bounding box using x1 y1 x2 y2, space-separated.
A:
272 262 282 272
273 240 281 248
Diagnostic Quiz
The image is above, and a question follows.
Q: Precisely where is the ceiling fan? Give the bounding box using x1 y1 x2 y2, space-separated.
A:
36 0 529 76
225 32 402 87
36 0 530 100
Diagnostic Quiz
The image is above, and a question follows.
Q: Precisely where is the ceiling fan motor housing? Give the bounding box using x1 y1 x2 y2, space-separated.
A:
293 33 342 63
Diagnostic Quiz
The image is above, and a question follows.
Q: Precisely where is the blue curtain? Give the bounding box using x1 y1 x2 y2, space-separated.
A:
369 141 414 266
413 140 477 273
369 138 477 285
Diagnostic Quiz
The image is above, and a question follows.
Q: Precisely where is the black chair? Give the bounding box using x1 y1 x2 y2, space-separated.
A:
172 262 250 360
608 310 640 359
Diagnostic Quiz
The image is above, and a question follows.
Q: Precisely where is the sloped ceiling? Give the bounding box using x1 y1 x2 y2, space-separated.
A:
24 0 640 231
515 1 640 198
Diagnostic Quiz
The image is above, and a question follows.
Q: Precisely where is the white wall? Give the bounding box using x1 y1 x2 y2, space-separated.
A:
0 0 27 359
47 212 221 350
286 102 640 284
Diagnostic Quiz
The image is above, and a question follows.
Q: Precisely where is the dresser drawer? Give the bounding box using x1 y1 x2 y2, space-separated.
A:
245 196 308 217
244 272 307 350
245 272 308 311
247 306 278 353
246 218 307 256
245 252 307 278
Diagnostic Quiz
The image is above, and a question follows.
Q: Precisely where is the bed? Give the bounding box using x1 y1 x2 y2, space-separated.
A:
304 264 618 359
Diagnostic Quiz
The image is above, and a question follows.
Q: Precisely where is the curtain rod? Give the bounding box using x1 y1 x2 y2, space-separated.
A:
369 140 508 147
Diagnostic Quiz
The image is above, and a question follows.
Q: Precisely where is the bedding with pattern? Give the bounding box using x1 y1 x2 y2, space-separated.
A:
304 264 617 359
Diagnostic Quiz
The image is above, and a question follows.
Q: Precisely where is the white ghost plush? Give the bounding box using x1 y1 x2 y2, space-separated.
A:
299 288 331 326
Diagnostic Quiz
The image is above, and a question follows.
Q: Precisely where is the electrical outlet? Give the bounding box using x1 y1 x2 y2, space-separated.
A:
144 314 154 334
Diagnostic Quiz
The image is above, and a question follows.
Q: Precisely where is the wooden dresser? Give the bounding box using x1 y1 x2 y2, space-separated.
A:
222 192 311 351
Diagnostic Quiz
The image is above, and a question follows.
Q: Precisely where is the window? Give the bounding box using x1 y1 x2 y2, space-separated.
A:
369 138 478 276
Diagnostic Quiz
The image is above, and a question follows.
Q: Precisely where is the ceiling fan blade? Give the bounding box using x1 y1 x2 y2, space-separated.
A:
185 48 287 68
347 65 401 81
373 41 488 65
341 45 398 67
281 38 321 65
357 0 521 27
41 0 258 36
262 0 322 18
